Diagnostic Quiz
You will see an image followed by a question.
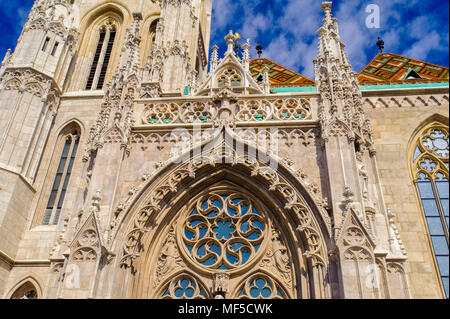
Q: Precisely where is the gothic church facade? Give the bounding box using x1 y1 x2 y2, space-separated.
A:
0 0 448 299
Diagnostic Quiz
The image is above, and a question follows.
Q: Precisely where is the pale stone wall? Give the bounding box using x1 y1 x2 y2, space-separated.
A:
0 0 448 300
365 90 449 298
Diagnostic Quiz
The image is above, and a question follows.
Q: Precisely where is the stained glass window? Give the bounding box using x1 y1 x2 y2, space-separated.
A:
413 124 449 297
237 274 285 299
161 275 207 299
182 192 265 270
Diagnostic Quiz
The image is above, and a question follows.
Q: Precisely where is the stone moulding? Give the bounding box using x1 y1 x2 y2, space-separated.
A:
140 96 314 125
106 125 332 274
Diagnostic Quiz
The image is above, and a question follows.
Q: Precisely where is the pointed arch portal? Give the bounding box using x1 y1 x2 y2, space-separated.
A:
108 126 336 299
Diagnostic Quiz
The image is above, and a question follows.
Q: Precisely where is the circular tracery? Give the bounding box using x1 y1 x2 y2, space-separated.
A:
181 191 266 271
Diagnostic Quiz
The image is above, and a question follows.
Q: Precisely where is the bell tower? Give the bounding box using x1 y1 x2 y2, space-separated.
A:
0 0 213 297
0 0 79 294
142 0 212 96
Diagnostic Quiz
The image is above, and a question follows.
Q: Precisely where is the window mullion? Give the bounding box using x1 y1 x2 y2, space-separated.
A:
50 136 76 225
432 179 450 242
92 28 111 90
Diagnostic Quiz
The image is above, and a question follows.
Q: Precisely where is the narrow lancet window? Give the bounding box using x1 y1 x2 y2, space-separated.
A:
85 23 116 90
97 30 116 89
42 129 80 225
412 124 449 297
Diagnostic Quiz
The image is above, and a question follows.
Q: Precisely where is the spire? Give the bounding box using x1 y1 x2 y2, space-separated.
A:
210 44 219 72
322 1 333 22
110 12 142 86
241 39 250 72
225 30 236 55
314 0 375 151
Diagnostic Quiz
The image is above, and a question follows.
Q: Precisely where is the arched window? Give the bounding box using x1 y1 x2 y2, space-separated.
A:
412 123 449 297
10 282 38 299
142 18 159 67
85 20 117 90
217 68 242 88
42 125 80 225
149 19 158 45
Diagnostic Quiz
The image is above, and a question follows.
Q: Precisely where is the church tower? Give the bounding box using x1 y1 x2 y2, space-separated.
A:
0 0 212 298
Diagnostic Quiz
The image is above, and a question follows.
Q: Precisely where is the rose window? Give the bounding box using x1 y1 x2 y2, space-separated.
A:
181 192 266 270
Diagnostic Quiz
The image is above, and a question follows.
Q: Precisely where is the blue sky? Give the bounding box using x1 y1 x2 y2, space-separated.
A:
1 0 448 78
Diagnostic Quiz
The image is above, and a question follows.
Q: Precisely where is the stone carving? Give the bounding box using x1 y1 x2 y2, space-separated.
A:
141 97 312 125
314 3 376 151
260 229 292 288
213 273 230 297
387 208 407 258
154 227 185 288
0 68 58 101
363 95 449 109
343 247 372 261
72 247 97 262
181 191 266 270
117 129 329 270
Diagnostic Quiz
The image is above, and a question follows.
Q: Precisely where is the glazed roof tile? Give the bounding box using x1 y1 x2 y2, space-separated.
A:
249 58 315 88
358 52 449 85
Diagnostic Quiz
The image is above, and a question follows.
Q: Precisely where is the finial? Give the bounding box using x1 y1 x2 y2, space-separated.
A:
322 1 333 21
225 30 236 55
256 42 264 58
376 36 385 53
322 1 333 12
211 44 219 72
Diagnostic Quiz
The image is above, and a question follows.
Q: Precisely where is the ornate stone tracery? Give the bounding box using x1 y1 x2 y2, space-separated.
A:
181 190 267 271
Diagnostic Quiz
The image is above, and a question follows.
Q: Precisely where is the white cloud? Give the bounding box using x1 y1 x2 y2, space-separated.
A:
402 31 445 61
210 0 448 79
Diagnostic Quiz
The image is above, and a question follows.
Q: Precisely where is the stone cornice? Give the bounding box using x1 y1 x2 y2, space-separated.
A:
0 66 62 96
0 249 51 268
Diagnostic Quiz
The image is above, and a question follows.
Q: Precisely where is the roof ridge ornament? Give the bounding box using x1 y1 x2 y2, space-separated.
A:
376 36 385 53
322 1 333 22
225 30 237 55
256 42 264 58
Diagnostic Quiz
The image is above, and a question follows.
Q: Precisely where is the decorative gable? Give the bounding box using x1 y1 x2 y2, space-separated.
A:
68 210 104 262
192 31 264 96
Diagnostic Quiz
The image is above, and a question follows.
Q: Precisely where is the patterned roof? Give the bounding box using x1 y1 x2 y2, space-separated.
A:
249 58 315 87
358 52 449 85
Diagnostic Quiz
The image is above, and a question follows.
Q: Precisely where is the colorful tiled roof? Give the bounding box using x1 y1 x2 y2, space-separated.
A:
358 52 449 85
249 58 315 87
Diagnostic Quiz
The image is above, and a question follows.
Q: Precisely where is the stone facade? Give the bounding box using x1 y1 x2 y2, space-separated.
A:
0 0 448 299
